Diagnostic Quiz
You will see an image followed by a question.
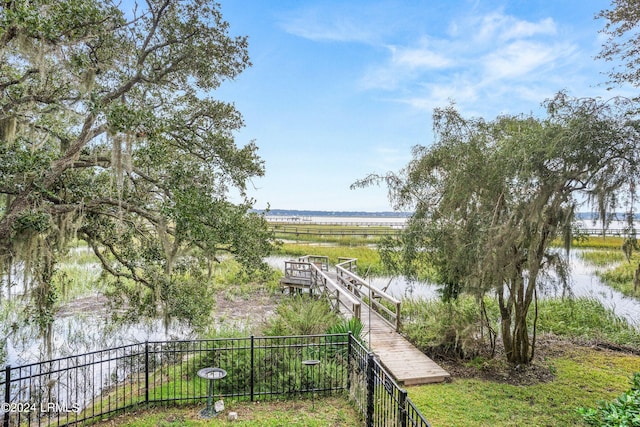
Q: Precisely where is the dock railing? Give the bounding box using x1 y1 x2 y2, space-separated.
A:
309 263 362 322
336 259 402 332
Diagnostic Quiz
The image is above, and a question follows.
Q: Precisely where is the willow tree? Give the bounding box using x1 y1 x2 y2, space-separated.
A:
355 93 640 364
0 0 272 335
598 0 640 90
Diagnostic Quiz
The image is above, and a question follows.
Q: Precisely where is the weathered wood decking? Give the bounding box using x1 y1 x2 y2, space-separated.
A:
281 256 449 385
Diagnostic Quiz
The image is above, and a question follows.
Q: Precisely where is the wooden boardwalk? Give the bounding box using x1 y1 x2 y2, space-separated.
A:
281 256 449 385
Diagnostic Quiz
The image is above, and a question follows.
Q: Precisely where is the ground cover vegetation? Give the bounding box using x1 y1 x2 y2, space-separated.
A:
91 397 361 426
411 345 640 426
0 0 274 348
275 243 390 277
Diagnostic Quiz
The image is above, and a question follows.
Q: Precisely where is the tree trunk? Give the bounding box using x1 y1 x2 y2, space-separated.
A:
499 278 534 365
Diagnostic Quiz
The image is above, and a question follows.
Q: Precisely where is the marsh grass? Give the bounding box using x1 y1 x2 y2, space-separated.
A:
594 253 640 298
536 297 640 347
270 223 397 246
275 244 386 276
567 236 626 249
401 296 640 358
55 262 103 302
579 249 626 266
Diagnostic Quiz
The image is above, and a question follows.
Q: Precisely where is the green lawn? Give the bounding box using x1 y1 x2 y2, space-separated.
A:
91 397 360 426
410 345 640 426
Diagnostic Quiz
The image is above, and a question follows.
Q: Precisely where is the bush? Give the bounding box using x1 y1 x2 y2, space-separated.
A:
401 296 492 358
262 295 341 336
578 373 640 426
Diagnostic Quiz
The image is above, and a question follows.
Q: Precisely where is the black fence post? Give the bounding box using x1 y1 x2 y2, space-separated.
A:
3 365 10 427
366 353 375 427
144 342 149 404
250 335 255 402
346 332 352 392
398 388 408 427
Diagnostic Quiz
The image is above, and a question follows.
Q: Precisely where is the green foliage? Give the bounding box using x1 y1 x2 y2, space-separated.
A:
411 347 640 426
579 249 627 266
326 317 365 340
276 244 388 276
0 0 274 328
598 0 640 88
401 296 492 358
536 297 640 348
325 317 367 357
599 260 640 297
578 373 640 426
355 94 640 364
263 295 341 336
569 236 627 250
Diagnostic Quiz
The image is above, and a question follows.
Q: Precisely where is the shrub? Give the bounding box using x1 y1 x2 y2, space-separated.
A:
262 295 341 336
578 373 640 426
401 296 492 359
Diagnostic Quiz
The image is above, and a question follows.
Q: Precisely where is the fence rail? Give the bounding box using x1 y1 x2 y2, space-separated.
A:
2 334 430 427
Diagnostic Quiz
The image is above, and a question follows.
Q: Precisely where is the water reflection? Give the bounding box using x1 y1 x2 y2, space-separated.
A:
546 251 640 327
269 252 640 327
3 307 192 367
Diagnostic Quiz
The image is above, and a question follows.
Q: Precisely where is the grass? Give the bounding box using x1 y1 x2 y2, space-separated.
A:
90 397 360 426
83 343 640 427
578 249 626 266
270 223 398 245
410 346 640 426
275 243 387 276
566 236 626 249
598 258 639 298
536 297 640 347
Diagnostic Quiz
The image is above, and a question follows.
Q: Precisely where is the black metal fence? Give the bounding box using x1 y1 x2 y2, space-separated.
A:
2 334 430 427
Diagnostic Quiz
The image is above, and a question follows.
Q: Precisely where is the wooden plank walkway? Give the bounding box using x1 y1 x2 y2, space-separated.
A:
280 256 449 385
328 272 450 385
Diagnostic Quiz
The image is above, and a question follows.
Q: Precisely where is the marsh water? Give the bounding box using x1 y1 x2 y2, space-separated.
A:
2 249 639 368
269 251 640 328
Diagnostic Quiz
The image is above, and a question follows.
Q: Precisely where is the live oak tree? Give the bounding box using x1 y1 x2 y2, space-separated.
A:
0 0 272 337
354 93 640 364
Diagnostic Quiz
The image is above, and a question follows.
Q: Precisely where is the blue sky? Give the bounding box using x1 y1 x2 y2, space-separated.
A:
214 0 633 212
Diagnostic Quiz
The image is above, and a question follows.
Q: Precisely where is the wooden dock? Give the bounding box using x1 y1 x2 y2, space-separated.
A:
336 277 449 385
281 256 449 385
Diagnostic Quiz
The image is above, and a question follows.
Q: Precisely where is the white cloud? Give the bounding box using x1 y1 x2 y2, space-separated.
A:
482 40 569 81
278 5 381 44
362 10 584 118
360 39 455 90
471 13 557 44
281 14 375 43
390 43 453 70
